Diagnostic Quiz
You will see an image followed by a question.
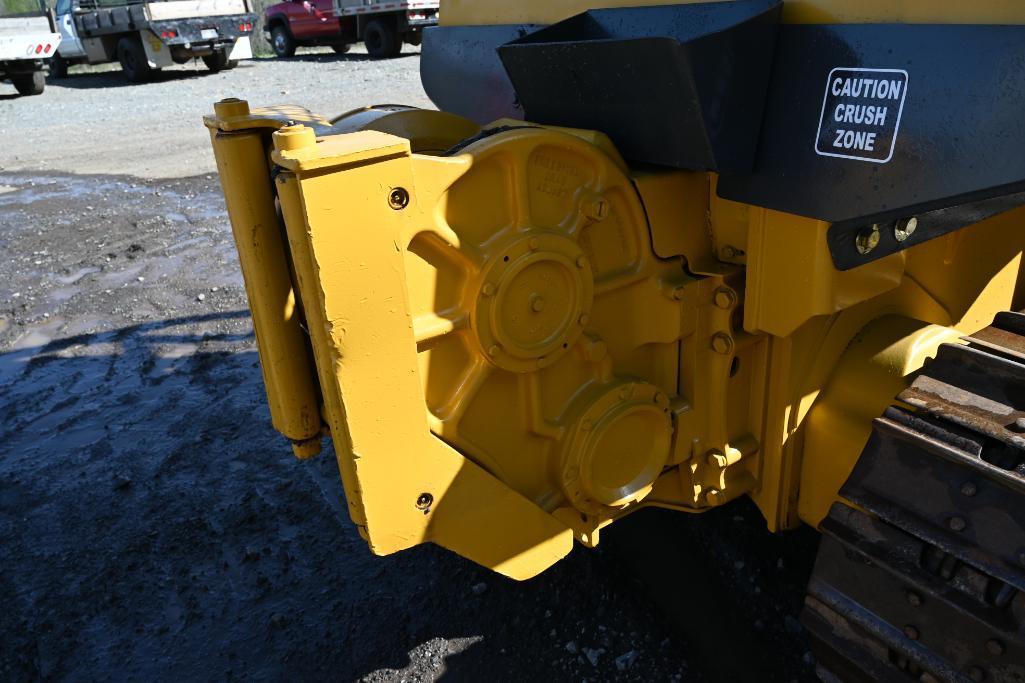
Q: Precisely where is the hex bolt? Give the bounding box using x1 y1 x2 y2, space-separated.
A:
904 625 920 641
576 255 588 269
948 516 967 532
961 481 978 497
856 225 881 255
578 313 589 326
481 282 496 297
967 666 986 682
529 293 545 312
711 332 734 355
713 287 736 309
488 344 501 357
671 285 687 301
987 639 1005 656
388 187 410 210
894 216 918 242
528 236 540 250
906 591 923 607
415 492 433 510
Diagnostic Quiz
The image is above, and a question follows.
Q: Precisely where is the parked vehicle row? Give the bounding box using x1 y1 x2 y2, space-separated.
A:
263 0 437 59
2 0 437 96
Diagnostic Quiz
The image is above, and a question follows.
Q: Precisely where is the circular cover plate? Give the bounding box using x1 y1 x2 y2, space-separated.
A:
473 233 593 373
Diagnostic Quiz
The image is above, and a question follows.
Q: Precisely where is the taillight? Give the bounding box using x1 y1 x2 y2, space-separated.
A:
44 44 52 53
160 29 178 38
238 22 252 31
34 44 43 54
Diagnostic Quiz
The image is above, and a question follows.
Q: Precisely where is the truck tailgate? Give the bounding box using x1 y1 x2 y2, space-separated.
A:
147 0 248 21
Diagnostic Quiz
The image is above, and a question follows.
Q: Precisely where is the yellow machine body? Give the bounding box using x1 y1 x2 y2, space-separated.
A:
204 2 1025 583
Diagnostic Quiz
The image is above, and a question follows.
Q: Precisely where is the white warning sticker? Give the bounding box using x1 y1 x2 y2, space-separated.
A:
815 67 909 163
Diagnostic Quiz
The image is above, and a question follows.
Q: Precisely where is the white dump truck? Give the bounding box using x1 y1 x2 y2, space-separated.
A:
51 0 256 82
0 0 61 96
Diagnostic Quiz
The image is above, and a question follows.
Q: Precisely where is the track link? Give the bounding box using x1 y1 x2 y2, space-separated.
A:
803 311 1025 682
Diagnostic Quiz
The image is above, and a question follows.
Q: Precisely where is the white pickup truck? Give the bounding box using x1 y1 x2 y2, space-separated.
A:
51 0 256 82
0 0 61 96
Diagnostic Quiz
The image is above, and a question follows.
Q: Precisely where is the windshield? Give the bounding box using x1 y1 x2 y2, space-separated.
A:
0 0 46 17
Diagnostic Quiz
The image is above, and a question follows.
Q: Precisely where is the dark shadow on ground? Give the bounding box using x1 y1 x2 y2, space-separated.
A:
47 62 257 89
277 50 419 64
0 310 817 682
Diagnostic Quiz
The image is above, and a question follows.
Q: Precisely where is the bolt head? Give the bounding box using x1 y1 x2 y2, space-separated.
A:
894 216 918 242
711 332 734 355
528 236 540 250
487 344 501 356
575 255 588 269
481 282 496 297
713 288 735 309
948 516 967 532
578 313 589 326
906 591 923 607
987 639 1005 656
856 225 881 255
388 187 410 210
903 625 920 641
705 489 724 506
961 481 978 497
967 666 985 682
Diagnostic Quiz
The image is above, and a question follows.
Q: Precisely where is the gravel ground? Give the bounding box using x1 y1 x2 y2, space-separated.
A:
0 46 432 178
0 52 820 681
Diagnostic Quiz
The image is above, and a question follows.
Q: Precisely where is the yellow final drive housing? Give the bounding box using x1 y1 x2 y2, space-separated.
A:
205 95 1025 581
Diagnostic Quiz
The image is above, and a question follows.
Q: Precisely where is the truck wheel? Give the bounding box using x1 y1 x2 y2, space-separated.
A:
202 51 237 72
117 37 152 83
270 25 296 58
48 54 68 80
331 43 350 54
364 19 399 59
11 70 45 96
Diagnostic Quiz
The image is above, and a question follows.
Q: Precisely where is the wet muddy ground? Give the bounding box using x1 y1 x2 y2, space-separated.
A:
1 55 820 682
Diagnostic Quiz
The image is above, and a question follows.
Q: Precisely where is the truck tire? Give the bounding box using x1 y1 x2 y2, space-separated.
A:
363 19 399 59
11 70 45 96
331 43 350 54
202 51 238 72
270 25 295 58
117 37 152 83
48 54 68 80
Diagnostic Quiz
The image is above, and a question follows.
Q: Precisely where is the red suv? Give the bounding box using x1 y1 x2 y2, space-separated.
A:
263 0 438 59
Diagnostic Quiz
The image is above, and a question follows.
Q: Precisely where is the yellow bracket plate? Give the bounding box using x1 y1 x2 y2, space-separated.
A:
271 126 574 580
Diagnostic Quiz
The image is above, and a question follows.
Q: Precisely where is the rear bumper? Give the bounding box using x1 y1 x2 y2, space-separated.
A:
151 13 256 50
0 58 47 77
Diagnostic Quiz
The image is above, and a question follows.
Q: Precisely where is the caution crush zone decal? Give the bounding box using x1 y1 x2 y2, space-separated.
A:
815 67 909 164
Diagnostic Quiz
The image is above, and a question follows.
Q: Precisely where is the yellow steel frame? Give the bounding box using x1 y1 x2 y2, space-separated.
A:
206 42 1025 579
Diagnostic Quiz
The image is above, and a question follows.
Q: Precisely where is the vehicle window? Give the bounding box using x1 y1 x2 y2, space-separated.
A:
0 0 44 18
55 0 70 15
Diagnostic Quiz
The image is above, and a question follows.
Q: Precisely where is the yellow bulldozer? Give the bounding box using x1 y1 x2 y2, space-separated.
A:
204 0 1025 678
